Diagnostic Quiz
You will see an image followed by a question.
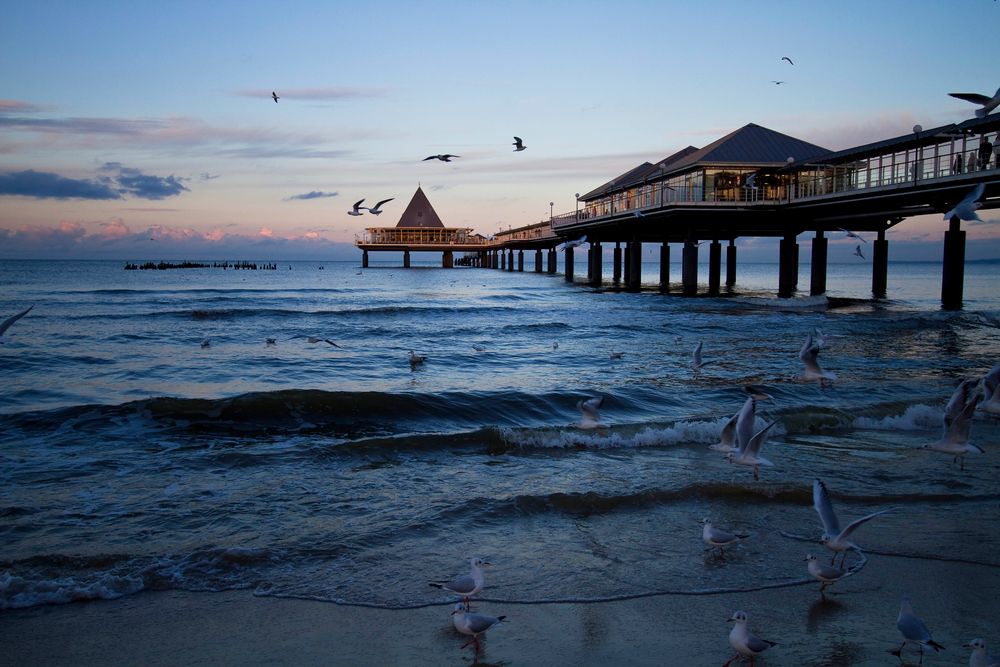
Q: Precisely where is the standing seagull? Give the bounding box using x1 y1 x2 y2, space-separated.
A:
271 91 279 103
365 198 394 215
512 136 526 152
891 596 945 662
429 557 490 607
781 56 794 65
423 154 460 162
724 610 777 667
963 638 1000 667
0 305 33 343
701 518 749 558
805 553 848 597
948 86 1000 118
348 199 366 216
943 183 986 222
450 602 506 654
813 478 893 566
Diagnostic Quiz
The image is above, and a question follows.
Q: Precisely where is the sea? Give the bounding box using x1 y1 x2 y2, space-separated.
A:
1 257 998 628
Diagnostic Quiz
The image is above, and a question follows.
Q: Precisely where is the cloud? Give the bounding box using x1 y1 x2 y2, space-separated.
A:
100 163 189 200
259 227 274 237
99 218 131 239
0 165 189 200
233 87 388 101
0 99 47 114
284 190 339 201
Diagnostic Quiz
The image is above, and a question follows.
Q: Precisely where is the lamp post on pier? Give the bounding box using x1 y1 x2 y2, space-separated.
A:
549 201 554 222
575 193 580 221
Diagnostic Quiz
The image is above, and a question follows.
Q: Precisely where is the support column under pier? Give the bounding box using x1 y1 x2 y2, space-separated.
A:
708 240 721 295
564 247 575 282
623 242 631 287
810 231 827 296
590 242 602 287
726 240 737 287
547 248 556 274
613 242 622 284
872 229 888 298
659 242 670 293
403 250 411 268
778 233 798 298
500 250 505 270
535 249 543 273
507 249 514 272
517 250 524 272
442 250 453 268
942 216 965 310
626 241 641 292
682 240 698 297
362 250 369 268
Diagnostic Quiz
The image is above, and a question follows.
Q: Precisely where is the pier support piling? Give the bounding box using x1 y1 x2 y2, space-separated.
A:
810 231 827 296
517 250 524 272
659 242 670 293
708 240 721 295
547 248 556 274
942 215 966 310
626 241 641 292
535 249 542 273
872 229 888 298
403 250 411 269
564 247 575 282
362 250 369 269
613 242 622 284
682 239 698 297
442 250 453 269
507 249 514 272
778 232 798 298
590 243 603 287
726 239 737 287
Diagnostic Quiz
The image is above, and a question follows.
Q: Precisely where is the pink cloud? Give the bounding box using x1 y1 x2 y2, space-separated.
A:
99 218 130 239
259 226 274 238
203 228 227 242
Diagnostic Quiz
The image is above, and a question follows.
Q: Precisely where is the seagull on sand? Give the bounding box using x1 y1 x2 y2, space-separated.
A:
798 334 837 386
925 379 984 469
726 421 778 480
701 518 749 558
891 596 945 662
837 227 867 243
512 136 526 152
948 86 1000 118
0 305 33 343
805 553 848 596
576 395 606 430
781 56 794 65
964 638 1000 667
813 478 893 567
450 602 506 654
691 341 717 370
365 198 394 215
348 199 366 216
943 183 985 222
423 154 460 162
271 91 279 103
307 336 342 348
429 557 490 607
724 610 777 667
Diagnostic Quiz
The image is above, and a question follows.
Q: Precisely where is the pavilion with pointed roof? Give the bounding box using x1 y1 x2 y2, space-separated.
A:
354 186 486 267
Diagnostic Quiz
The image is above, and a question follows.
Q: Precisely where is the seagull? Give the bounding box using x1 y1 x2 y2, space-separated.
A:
552 341 559 350
429 557 489 607
781 56 794 65
631 209 644 217
557 235 587 251
771 80 785 85
925 380 984 469
980 362 1000 415
891 596 945 662
734 385 773 454
812 328 843 349
512 136 526 152
265 338 276 346
701 518 749 558
307 336 342 348
348 199 366 216
724 610 777 667
813 478 893 567
692 341 717 370
409 350 427 366
710 412 740 453
200 338 211 349
805 553 848 596
271 91 279 103
0 305 33 343
472 344 487 352
799 334 837 386
853 244 866 260
423 154 460 162
609 350 624 359
948 86 1000 118
726 421 777 480
943 183 986 222
365 198 394 215
964 638 1000 667
576 396 605 430
450 602 506 654
837 227 867 243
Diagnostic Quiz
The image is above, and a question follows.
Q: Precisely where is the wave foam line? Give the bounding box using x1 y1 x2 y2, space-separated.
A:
779 530 1000 569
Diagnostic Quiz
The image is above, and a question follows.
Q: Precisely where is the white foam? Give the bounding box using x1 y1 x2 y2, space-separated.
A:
0 571 144 609
852 404 940 430
733 295 829 309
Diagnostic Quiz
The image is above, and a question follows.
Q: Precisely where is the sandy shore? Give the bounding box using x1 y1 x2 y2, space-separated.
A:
2 553 996 666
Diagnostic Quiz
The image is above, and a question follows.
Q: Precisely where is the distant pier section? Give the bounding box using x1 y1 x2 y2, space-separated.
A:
354 186 489 267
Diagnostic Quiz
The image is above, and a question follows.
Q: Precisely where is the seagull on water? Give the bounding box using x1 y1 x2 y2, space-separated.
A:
781 56 794 65
472 344 487 352
925 378 984 469
429 557 490 607
964 638 1000 667
348 198 366 216
805 553 848 596
726 421 777 480
576 395 606 430
798 334 837 386
701 518 749 558
409 350 427 367
724 610 777 667
891 596 945 662
271 91 279 103
948 86 1000 118
423 154 460 162
692 341 717 370
450 602 506 654
609 350 624 359
943 183 985 222
0 305 33 343
365 198 394 215
265 338 276 346
837 227 867 243
200 338 211 349
512 136 526 152
813 478 893 567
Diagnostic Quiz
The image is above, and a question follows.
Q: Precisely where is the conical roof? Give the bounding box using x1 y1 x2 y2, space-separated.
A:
395 186 444 228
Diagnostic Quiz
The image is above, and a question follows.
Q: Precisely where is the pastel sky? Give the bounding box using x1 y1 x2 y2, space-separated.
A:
2 0 999 261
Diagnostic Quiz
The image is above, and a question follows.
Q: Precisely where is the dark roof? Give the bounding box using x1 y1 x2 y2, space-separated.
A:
664 123 830 174
395 186 444 228
579 162 655 200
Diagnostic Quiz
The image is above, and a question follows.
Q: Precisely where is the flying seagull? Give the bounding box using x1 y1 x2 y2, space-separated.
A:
423 154 460 162
727 421 778 480
0 305 33 343
365 198 394 215
772 80 785 85
837 227 867 243
348 199 366 216
576 395 606 430
948 86 1000 118
557 235 587 251
813 478 892 566
799 334 837 386
853 244 866 260
272 91 279 103
691 340 717 370
781 56 794 65
943 183 985 222
307 336 342 348
512 136 526 152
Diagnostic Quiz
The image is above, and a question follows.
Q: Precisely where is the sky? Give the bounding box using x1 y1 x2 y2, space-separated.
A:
2 0 999 261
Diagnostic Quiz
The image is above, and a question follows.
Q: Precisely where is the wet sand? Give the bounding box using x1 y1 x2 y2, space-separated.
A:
2 554 996 666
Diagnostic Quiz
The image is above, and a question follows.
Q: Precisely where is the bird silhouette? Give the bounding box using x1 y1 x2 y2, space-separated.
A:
512 136 526 152
781 56 794 65
423 154 460 162
272 91 279 103
348 199 366 216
